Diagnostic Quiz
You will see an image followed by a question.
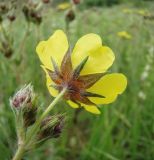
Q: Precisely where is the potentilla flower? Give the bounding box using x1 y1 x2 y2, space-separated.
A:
36 30 127 114
117 31 132 40
122 8 133 14
136 10 149 16
57 2 71 11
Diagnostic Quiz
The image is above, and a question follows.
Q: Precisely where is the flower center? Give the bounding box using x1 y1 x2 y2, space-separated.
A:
46 49 105 106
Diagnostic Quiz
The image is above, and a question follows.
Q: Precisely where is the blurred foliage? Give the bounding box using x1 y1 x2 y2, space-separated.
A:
81 0 154 7
0 0 154 160
83 0 121 7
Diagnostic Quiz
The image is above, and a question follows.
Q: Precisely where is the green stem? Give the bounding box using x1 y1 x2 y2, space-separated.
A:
41 88 67 120
25 87 67 146
12 22 30 62
0 23 9 40
12 144 25 160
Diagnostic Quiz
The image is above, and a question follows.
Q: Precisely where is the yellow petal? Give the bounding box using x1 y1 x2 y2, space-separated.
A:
36 30 68 70
66 100 79 108
83 104 101 114
87 73 127 104
41 66 59 97
117 31 132 39
71 34 115 75
57 2 71 10
81 46 115 75
71 34 102 68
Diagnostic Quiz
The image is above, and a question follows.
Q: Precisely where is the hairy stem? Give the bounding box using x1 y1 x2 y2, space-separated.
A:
12 144 25 160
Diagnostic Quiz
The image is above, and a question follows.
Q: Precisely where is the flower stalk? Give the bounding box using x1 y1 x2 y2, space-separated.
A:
12 143 25 160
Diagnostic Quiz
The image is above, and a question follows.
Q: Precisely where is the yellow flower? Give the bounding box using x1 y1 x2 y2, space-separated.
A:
136 9 149 16
57 2 71 10
36 30 127 114
122 8 133 14
117 31 132 40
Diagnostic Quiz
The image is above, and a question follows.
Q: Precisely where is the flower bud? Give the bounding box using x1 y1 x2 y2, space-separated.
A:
38 115 64 141
10 84 34 109
1 41 13 58
53 121 63 138
65 9 75 22
72 0 80 5
22 5 29 21
0 15 2 22
0 4 6 10
22 2 42 25
23 101 37 128
42 0 50 4
5 47 13 58
30 11 37 18
34 13 42 25
7 14 16 22
0 3 8 14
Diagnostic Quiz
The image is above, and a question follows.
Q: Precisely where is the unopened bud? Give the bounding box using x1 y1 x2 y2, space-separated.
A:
0 4 6 10
7 14 16 22
30 11 37 18
5 47 13 58
42 0 50 4
72 0 80 5
23 101 37 128
34 14 42 25
22 5 29 21
10 84 34 109
22 3 42 25
0 3 8 14
0 15 2 22
1 41 13 58
66 9 75 22
53 121 63 138
38 115 64 141
29 10 42 25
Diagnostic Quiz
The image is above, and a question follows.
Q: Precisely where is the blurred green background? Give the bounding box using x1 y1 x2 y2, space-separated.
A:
0 0 154 159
